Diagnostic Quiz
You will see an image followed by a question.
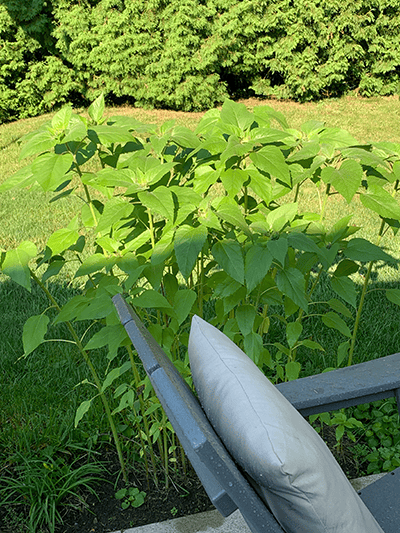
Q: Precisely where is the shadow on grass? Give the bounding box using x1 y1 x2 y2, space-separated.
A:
0 278 111 461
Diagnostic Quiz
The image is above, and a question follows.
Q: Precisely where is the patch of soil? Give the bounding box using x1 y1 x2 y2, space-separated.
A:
56 456 214 533
0 448 215 533
0 428 368 533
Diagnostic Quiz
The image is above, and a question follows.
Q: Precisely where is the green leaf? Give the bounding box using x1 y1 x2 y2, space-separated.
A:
115 489 127 500
220 99 254 132
220 168 247 197
215 199 251 236
94 168 136 188
236 305 257 337
344 238 394 262
143 161 176 187
85 324 128 351
77 294 117 321
285 361 301 381
174 225 207 280
42 260 65 282
88 125 133 145
321 160 363 203
173 289 197 325
360 187 400 221
385 289 400 306
75 399 93 428
248 168 272 204
300 339 324 351
170 186 201 225
243 331 263 364
53 295 87 324
287 141 320 162
31 152 74 191
63 115 87 143
286 322 303 348
212 240 244 285
317 128 358 150
101 361 131 393
133 290 173 310
322 311 351 338
47 228 79 255
52 105 72 131
152 229 174 266
19 129 57 159
124 229 152 254
245 245 273 293
96 198 134 234
253 105 289 129
88 93 105 124
267 238 288 266
267 203 297 232
22 314 50 356
287 233 320 255
276 268 308 311
333 259 359 277
250 146 290 185
274 342 290 357
327 299 353 318
337 341 350 367
193 165 218 195
331 276 357 308
75 254 116 277
1 241 37 291
138 187 175 221
171 126 201 149
220 136 252 164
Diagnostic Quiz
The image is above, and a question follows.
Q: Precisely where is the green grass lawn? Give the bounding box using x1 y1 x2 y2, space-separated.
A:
1 95 400 484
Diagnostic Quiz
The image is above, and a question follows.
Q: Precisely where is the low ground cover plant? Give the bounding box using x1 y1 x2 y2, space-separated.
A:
1 96 400 528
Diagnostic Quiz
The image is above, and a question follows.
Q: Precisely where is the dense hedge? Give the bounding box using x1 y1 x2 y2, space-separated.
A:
1 0 400 121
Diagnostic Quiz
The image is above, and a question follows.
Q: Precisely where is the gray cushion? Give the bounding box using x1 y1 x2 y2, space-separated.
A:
188 315 384 533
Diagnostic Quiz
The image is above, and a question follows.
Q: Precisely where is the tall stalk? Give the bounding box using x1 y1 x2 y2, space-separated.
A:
126 346 159 486
320 183 331 222
30 270 128 483
347 218 386 366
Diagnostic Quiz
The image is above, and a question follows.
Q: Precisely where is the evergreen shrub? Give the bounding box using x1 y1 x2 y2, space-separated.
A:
1 0 400 122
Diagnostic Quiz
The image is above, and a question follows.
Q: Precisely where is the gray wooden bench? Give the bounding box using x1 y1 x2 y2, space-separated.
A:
113 294 400 532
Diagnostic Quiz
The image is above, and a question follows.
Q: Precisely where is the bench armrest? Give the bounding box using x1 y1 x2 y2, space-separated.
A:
276 354 400 416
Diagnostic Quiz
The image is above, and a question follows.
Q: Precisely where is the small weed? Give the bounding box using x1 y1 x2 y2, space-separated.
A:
115 487 147 509
170 506 178 517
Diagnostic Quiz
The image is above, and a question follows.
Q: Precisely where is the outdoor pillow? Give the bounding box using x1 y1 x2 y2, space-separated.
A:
188 315 384 533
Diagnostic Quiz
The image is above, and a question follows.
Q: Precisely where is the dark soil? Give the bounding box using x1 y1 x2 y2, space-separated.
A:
0 427 368 533
55 455 215 533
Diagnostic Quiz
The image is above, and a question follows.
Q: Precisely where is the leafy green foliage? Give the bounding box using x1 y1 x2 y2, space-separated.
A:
354 399 400 474
2 0 400 121
1 96 400 484
115 486 147 509
0 451 105 533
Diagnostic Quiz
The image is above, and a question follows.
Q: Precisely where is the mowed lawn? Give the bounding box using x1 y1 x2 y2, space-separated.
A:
1 95 400 466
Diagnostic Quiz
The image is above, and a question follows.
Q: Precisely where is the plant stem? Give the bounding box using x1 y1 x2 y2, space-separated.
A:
347 218 386 366
320 183 331 222
30 270 128 483
72 155 98 226
126 345 159 487
198 252 204 319
162 412 169 489
148 209 156 249
293 182 301 203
